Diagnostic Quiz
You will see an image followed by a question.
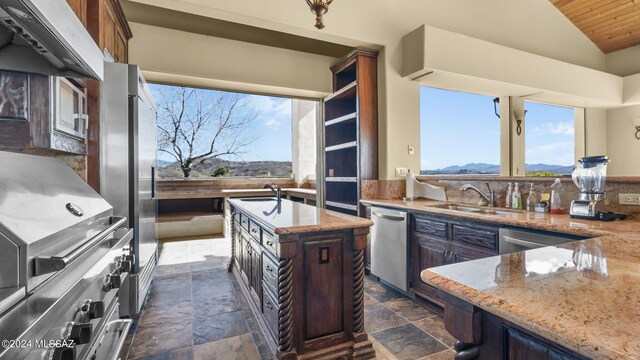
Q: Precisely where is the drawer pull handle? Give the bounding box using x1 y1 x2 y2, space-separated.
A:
265 301 273 310
266 241 274 246
251 228 258 234
265 265 273 272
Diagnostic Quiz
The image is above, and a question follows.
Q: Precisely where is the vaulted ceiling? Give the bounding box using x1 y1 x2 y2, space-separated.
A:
551 0 640 53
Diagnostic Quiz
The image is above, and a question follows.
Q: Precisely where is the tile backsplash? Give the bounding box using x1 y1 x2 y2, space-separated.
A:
364 176 640 219
0 148 86 180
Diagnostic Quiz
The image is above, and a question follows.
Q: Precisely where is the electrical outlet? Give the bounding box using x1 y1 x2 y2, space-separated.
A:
408 145 415 155
619 193 640 205
395 167 409 177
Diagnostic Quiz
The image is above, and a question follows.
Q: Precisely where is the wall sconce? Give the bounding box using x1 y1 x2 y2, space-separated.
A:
635 117 640 140
514 110 527 136
493 97 500 119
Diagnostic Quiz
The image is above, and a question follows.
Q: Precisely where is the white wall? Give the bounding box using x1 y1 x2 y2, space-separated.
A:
605 106 640 176
292 99 317 186
585 108 607 157
606 45 640 76
128 22 336 99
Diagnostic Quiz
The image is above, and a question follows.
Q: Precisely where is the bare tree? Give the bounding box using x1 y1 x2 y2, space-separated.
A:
156 86 257 177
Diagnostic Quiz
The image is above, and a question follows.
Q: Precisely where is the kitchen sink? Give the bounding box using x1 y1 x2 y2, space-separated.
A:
239 197 276 202
430 204 482 212
429 203 523 215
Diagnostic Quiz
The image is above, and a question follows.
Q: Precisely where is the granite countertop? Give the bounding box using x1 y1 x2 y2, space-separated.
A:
359 199 640 359
229 198 371 235
360 198 639 237
158 188 316 200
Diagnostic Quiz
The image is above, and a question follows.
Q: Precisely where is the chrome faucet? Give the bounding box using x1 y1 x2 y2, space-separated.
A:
460 183 495 207
263 183 282 203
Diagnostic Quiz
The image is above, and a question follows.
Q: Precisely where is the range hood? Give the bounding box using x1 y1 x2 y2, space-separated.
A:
0 0 103 80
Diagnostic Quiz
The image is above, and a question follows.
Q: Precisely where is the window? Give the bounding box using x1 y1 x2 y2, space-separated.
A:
524 101 575 176
151 84 294 178
420 86 500 175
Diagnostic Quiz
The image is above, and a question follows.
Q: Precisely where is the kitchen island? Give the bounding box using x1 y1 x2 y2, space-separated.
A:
227 198 375 360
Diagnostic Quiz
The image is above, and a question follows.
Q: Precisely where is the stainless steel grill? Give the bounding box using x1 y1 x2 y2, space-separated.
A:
0 151 134 360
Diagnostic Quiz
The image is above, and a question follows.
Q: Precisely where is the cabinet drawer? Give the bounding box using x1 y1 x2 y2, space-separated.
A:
240 214 249 231
263 231 277 257
249 220 261 241
262 253 278 294
261 285 279 340
414 216 447 238
452 224 498 251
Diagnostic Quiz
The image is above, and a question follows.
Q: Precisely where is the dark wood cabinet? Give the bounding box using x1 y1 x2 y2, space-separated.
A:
229 203 375 360
410 213 499 306
66 0 87 27
505 327 582 360
323 48 378 217
248 239 262 308
102 0 130 63
442 295 588 360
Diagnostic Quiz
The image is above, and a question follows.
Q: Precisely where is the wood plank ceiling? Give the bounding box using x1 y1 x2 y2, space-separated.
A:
550 0 640 53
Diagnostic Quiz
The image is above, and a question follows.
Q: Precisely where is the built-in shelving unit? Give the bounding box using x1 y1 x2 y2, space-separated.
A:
323 48 378 216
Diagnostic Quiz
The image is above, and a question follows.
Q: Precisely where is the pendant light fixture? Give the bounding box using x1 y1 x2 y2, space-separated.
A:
306 0 333 29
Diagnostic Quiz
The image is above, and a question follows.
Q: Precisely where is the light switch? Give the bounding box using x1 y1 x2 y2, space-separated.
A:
408 145 415 155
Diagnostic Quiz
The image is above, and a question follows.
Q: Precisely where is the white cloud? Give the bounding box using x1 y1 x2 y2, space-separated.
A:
264 118 280 128
531 122 574 136
526 141 574 165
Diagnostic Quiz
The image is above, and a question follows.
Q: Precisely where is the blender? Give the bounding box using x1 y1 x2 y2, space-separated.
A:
570 156 624 220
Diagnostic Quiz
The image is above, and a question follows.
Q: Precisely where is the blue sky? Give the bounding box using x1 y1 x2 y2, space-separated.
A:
150 84 292 163
420 87 574 170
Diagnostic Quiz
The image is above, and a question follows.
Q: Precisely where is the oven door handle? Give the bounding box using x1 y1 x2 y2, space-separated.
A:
502 236 546 250
34 217 130 276
107 319 133 360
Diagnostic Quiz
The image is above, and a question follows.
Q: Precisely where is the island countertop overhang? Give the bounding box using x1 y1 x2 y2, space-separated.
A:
228 198 372 235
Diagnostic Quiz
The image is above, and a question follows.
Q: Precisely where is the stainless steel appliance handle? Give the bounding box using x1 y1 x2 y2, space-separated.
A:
34 217 129 276
371 212 406 221
502 236 545 249
108 319 133 360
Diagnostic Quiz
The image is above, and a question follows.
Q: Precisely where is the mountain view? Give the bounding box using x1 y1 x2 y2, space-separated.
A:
420 163 573 175
158 158 292 178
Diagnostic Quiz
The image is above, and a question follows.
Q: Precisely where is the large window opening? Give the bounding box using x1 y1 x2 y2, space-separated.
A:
151 84 316 180
420 86 500 175
524 101 575 176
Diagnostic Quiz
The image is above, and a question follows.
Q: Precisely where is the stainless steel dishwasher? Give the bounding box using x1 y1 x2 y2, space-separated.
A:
371 207 408 292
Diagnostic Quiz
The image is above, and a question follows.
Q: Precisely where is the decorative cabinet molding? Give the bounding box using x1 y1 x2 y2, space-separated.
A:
0 70 86 154
0 72 28 121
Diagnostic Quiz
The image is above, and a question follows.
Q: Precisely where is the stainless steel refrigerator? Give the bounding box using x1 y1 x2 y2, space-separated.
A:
100 62 157 317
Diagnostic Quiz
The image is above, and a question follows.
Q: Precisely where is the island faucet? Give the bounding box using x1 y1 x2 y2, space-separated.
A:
460 183 495 207
263 183 282 203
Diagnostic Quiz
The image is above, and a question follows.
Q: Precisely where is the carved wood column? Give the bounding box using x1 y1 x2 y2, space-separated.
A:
278 258 294 353
352 228 369 343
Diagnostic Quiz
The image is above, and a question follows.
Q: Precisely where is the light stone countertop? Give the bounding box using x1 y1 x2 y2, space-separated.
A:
360 198 640 359
229 198 371 235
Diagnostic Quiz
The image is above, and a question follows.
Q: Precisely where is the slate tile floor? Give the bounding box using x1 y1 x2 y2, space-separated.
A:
120 236 455 360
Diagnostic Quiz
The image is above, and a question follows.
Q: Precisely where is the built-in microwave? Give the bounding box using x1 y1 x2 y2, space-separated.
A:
53 77 88 140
